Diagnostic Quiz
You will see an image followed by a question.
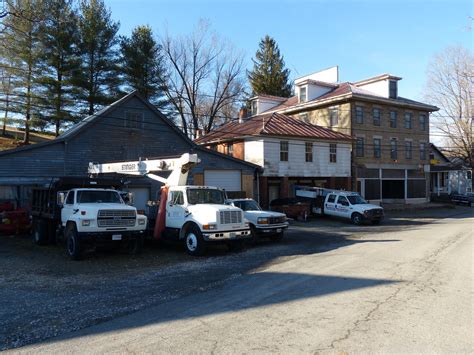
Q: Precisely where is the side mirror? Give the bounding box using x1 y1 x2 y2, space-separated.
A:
57 192 66 207
127 192 134 205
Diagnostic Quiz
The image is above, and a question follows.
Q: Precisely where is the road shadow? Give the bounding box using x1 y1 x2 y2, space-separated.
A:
34 271 399 350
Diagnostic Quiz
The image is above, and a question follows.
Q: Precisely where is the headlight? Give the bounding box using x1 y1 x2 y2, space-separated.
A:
81 219 92 226
203 223 217 230
245 221 249 228
137 218 146 225
257 217 269 225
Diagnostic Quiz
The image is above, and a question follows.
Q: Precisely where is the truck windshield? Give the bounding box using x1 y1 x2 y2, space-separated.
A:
77 190 122 204
234 200 261 211
347 195 367 205
187 189 225 205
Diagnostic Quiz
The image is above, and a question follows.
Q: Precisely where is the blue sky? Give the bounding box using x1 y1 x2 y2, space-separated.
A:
105 0 472 101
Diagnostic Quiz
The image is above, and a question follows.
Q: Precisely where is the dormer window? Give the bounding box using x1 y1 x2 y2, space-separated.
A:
251 100 257 116
389 80 397 99
299 86 307 103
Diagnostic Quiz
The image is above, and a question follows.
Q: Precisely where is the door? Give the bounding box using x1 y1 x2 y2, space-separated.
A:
204 170 241 192
335 195 351 218
61 190 75 225
324 194 338 216
166 190 186 229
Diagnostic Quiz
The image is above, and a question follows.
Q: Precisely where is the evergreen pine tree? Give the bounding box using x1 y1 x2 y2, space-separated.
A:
1 0 43 143
119 25 168 107
74 0 120 115
37 0 79 136
247 35 292 98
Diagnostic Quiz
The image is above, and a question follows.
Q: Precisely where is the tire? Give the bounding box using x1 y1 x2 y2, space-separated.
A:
126 236 143 255
32 218 48 245
184 225 206 256
227 239 244 252
270 231 284 242
248 225 258 245
66 224 83 260
351 213 363 225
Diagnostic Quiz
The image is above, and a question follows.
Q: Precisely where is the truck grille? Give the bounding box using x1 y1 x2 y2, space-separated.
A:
98 210 136 218
219 210 242 224
98 219 136 227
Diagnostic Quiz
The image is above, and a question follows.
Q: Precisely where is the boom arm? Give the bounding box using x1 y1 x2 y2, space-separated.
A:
88 153 200 186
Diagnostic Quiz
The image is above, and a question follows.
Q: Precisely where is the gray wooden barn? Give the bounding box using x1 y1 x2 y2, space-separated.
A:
0 91 259 210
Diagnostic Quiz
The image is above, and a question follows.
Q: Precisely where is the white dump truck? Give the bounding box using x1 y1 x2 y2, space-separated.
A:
295 186 384 225
31 177 147 260
88 153 251 255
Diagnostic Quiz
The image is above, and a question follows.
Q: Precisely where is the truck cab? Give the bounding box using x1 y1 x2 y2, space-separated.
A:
60 188 147 259
226 198 288 243
324 191 384 225
163 186 251 255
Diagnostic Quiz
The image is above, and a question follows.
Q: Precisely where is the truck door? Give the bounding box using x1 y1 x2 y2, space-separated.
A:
166 190 185 229
335 196 351 218
61 191 75 226
324 194 337 216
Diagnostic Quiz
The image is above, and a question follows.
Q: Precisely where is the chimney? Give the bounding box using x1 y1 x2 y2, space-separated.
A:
238 107 247 123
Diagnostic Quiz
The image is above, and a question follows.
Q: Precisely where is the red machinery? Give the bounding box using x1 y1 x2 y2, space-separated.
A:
0 202 31 235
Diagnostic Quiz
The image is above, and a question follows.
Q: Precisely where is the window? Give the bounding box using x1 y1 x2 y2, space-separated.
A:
355 106 364 124
390 111 397 128
305 142 313 162
330 107 338 126
329 143 337 163
327 194 336 203
390 139 398 160
251 100 257 116
419 114 427 131
171 191 184 205
65 191 74 205
405 141 412 159
227 143 233 156
389 80 397 99
467 171 472 180
404 112 412 129
280 141 289 161
125 111 144 129
299 86 307 103
356 137 364 157
420 143 427 160
373 108 381 126
337 196 349 206
373 138 381 158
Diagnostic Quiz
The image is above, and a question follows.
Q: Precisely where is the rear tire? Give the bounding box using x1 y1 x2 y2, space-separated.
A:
184 226 206 256
66 224 83 260
351 213 363 225
32 218 48 245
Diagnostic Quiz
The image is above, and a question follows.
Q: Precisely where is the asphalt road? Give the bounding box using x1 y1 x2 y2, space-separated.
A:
8 208 474 353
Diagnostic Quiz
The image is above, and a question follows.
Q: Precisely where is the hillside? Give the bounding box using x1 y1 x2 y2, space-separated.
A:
0 127 55 152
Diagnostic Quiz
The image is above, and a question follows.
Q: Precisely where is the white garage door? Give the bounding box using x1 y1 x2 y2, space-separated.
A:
204 170 241 191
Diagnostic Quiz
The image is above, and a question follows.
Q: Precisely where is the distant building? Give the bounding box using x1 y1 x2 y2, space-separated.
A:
249 66 439 204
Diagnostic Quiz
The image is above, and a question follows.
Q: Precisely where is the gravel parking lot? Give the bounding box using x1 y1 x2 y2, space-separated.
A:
0 206 470 350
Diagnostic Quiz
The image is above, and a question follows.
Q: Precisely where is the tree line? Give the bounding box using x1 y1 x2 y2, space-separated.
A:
0 0 293 143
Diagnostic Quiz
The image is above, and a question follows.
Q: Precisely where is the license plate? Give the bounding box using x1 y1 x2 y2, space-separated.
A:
112 234 122 241
276 229 282 233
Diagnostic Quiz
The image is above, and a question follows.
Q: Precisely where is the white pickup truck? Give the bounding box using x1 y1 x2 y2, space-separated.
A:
226 198 288 243
296 187 384 225
59 188 147 259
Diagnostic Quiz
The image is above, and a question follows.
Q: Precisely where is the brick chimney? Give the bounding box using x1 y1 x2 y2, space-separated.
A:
238 107 248 123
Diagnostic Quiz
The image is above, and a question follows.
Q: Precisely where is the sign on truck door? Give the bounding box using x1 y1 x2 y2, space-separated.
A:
325 194 337 216
335 195 351 218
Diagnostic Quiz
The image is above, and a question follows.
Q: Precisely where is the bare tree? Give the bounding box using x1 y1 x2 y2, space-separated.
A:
160 21 244 138
425 46 473 168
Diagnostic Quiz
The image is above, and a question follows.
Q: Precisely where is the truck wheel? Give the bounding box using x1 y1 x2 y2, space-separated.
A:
126 236 143 255
184 226 206 256
66 225 83 261
270 231 284 242
351 213 363 225
248 225 258 245
32 218 48 245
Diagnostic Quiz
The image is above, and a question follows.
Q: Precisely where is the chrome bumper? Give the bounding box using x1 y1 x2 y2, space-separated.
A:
203 228 251 241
